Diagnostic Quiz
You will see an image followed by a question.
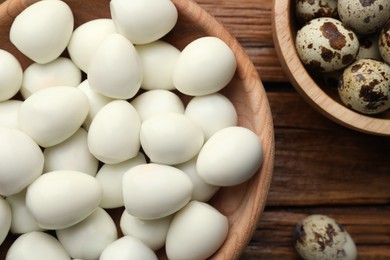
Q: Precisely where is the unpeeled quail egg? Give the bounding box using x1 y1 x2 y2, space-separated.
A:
338 0 390 35
338 58 390 114
296 17 359 72
294 214 357 260
295 0 338 25
379 19 390 65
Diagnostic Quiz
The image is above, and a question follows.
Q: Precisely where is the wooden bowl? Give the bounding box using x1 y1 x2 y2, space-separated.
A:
272 0 390 136
0 0 275 259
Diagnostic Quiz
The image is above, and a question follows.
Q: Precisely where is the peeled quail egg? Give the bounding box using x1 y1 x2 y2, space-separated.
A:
0 100 22 129
56 207 118 260
110 0 178 44
135 40 180 90
87 100 141 164
140 113 204 165
338 58 390 114
95 153 146 209
173 36 237 96
100 235 157 260
379 19 390 64
6 189 44 234
120 210 173 251
122 163 193 220
0 197 11 246
67 18 118 73
87 33 142 100
294 214 357 260
26 170 102 229
6 231 71 260
165 201 228 260
338 0 390 35
18 86 89 147
21 57 81 99
9 0 74 64
295 0 338 25
296 17 359 72
0 127 44 196
0 50 23 102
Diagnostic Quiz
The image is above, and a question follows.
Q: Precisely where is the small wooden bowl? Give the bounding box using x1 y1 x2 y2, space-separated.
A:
272 0 390 136
0 0 275 259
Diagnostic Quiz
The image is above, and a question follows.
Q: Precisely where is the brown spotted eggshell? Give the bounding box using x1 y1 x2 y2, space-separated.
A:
296 17 359 72
379 18 390 65
338 58 390 114
294 215 357 260
338 0 390 36
295 0 338 25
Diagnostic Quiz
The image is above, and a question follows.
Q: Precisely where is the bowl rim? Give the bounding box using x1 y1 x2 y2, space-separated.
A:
272 0 390 136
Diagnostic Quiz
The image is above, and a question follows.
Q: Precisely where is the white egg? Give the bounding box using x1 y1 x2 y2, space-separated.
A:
120 210 173 250
165 201 228 260
176 157 220 202
6 189 44 234
56 207 118 260
0 100 22 129
67 18 118 73
26 170 102 229
110 0 178 44
197 126 263 186
6 231 71 260
87 33 142 99
131 89 184 122
87 100 141 164
140 113 204 165
100 236 157 260
0 197 11 246
43 128 99 176
18 86 89 147
135 40 180 90
185 93 238 140
9 0 74 64
96 153 146 209
21 57 81 99
123 163 193 220
77 80 114 130
0 127 44 196
0 50 22 101
173 36 237 96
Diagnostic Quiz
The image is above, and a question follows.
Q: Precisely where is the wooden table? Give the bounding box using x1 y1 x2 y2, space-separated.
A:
194 0 390 259
0 0 389 259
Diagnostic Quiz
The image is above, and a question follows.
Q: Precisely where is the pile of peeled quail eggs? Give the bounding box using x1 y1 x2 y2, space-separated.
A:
294 0 390 115
0 0 264 259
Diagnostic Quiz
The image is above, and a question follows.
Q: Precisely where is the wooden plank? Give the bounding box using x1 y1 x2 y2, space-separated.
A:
266 91 390 206
195 0 288 82
242 206 390 259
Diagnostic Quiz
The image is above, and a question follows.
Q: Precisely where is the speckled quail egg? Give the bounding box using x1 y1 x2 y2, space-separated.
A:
338 58 390 114
338 0 390 35
379 19 390 64
294 214 357 260
296 17 359 72
356 34 382 61
295 0 338 25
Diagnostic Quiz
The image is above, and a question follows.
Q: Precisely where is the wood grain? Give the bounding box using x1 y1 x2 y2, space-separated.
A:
267 91 390 206
242 206 390 259
0 0 274 259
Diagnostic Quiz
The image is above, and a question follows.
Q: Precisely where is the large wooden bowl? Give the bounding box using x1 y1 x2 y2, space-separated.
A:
0 0 275 259
272 0 390 136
